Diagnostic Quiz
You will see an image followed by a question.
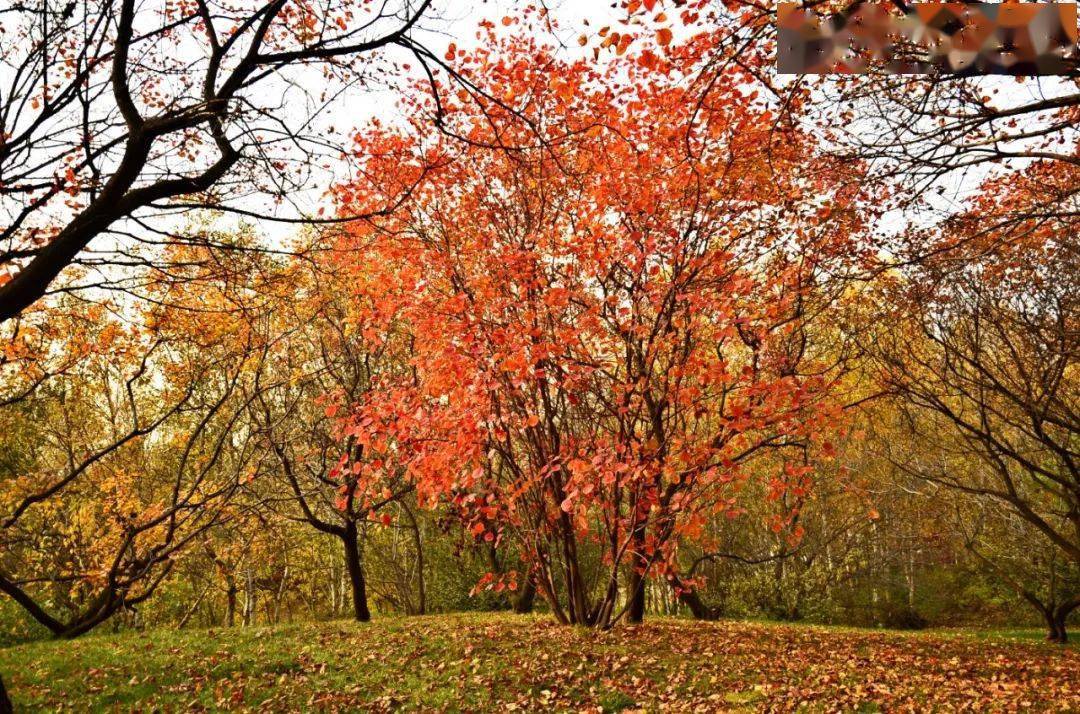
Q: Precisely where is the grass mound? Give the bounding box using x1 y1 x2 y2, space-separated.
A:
1 613 1077 711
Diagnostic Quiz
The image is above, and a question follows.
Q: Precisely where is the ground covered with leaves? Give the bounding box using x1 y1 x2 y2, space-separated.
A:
1 613 1077 711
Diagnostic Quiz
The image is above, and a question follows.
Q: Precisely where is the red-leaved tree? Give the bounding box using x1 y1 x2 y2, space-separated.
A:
333 28 869 627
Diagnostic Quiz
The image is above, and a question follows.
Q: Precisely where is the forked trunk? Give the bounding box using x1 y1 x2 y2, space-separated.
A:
1046 608 1070 644
1032 596 1078 644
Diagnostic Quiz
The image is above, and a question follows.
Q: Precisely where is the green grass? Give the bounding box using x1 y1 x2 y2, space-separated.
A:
941 625 1080 648
1 613 1078 711
749 616 1079 650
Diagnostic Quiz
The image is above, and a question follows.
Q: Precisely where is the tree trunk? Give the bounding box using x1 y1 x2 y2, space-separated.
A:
0 674 12 714
403 503 426 615
668 572 721 620
272 565 289 624
1046 609 1067 643
242 568 255 627
512 575 537 614
342 524 371 622
225 582 237 627
627 569 646 623
625 507 649 624
177 582 212 630
907 550 916 609
1046 600 1077 644
561 522 589 625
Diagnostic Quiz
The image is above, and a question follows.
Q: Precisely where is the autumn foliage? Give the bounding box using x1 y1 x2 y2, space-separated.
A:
329 29 871 627
1 4 1079 712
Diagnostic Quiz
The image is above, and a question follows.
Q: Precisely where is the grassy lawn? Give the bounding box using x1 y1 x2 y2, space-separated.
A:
1 613 1078 711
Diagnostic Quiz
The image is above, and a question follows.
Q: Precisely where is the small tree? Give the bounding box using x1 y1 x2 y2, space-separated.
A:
250 243 414 621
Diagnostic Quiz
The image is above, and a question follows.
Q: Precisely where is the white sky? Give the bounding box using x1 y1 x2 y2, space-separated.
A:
37 0 1072 282
216 0 630 248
